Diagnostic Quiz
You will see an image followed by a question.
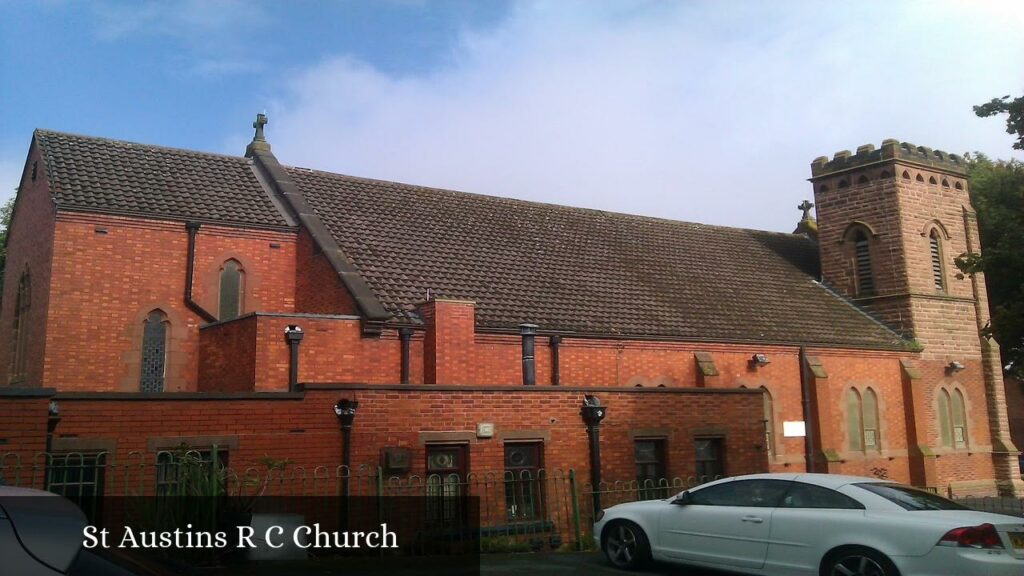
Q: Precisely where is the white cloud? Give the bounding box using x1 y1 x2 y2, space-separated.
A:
90 0 268 76
263 0 1024 232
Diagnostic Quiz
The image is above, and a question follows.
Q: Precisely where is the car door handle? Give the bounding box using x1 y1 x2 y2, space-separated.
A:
741 516 764 523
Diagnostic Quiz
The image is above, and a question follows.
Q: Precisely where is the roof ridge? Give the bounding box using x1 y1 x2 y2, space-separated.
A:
34 128 251 164
286 165 807 238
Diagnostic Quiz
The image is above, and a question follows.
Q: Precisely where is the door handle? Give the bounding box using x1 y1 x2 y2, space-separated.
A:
741 516 764 523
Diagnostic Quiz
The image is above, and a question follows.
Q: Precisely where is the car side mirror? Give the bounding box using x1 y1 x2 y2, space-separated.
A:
672 491 690 506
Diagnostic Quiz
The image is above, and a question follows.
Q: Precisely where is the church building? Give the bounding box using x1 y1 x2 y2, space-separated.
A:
1 115 1020 499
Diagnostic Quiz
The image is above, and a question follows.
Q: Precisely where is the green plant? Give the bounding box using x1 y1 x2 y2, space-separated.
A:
479 536 532 554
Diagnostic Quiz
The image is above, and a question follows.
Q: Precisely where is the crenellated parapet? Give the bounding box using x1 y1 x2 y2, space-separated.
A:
811 139 967 178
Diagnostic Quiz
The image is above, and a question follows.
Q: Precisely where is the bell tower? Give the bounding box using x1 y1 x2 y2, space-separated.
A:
810 140 1021 495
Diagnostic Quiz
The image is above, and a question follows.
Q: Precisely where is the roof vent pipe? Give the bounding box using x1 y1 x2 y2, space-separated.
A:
520 324 538 386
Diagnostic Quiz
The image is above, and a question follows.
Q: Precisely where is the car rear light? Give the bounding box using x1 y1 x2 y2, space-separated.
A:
595 510 605 522
938 523 1004 549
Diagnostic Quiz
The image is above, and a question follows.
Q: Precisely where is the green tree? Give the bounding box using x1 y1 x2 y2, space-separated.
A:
974 94 1024 150
0 196 13 271
955 154 1024 377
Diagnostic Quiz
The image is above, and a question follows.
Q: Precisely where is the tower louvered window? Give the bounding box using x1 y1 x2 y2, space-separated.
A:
929 230 944 291
853 229 874 295
140 310 168 392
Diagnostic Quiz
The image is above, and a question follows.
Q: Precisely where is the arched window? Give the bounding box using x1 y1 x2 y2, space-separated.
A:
951 389 967 448
847 388 863 451
929 229 945 292
937 389 953 447
140 310 168 392
218 260 244 321
848 387 880 452
853 228 874 295
10 270 31 382
863 388 880 450
761 387 775 457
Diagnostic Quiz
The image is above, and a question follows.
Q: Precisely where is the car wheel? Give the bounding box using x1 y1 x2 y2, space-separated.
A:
824 546 900 576
602 521 651 570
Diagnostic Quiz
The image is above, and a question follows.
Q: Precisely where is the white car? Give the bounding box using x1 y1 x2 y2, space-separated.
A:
593 473 1024 576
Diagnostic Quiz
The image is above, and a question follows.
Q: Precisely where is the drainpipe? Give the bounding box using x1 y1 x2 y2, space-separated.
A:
581 395 607 515
520 324 538 386
284 325 304 391
799 346 816 473
549 335 562 386
184 222 216 323
399 328 413 384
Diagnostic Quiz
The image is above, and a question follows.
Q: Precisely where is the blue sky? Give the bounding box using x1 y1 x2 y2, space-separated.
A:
1 0 1022 232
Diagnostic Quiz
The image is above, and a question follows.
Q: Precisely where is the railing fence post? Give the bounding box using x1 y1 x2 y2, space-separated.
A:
569 469 582 551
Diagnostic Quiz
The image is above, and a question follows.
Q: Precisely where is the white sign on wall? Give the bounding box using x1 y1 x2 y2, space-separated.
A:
783 421 807 438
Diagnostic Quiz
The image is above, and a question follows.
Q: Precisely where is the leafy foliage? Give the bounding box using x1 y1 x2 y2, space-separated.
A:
974 94 1024 150
955 154 1024 377
0 196 13 271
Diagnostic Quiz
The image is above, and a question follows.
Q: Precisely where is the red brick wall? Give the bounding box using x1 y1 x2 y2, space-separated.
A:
0 393 53 488
419 299 476 385
198 315 257 392
247 315 419 391
41 213 296 392
33 387 764 496
0 142 56 387
294 229 357 314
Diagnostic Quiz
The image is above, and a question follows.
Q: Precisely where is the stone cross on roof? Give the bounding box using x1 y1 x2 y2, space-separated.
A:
253 113 268 142
798 200 814 221
245 113 271 157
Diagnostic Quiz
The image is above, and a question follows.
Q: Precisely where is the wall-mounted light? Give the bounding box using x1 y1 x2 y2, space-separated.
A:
751 354 771 367
334 398 359 429
946 361 965 374
285 325 305 392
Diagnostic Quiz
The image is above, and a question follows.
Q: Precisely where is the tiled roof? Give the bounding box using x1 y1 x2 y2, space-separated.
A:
35 130 291 228
32 129 907 349
289 168 909 350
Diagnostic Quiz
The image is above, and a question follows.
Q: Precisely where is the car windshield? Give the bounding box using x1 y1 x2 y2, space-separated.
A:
854 483 970 511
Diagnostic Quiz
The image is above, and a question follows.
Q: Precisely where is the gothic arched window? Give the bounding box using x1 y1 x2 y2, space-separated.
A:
847 387 881 452
938 389 953 447
140 310 168 392
10 270 31 382
951 389 968 448
847 388 863 451
863 387 880 450
218 260 244 321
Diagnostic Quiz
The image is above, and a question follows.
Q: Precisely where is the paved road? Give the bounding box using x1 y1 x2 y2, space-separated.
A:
482 552 741 576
